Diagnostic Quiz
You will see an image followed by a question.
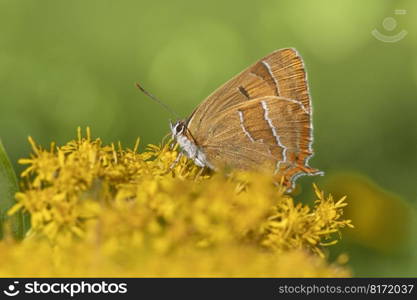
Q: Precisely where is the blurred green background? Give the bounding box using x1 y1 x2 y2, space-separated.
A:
0 0 416 276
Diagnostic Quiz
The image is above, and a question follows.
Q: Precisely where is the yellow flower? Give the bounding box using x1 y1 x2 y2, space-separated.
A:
1 127 352 277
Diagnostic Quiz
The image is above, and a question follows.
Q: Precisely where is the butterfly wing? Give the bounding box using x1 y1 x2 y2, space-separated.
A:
187 48 312 136
198 96 321 188
181 48 321 188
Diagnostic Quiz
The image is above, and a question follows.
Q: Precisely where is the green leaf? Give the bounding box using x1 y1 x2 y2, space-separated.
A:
0 139 30 239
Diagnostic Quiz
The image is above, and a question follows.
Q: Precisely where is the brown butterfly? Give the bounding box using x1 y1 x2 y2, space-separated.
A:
151 48 323 190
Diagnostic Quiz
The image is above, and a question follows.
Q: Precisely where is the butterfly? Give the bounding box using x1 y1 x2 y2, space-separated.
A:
169 48 323 191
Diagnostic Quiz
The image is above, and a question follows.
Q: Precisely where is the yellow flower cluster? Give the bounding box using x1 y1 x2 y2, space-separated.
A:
2 128 353 277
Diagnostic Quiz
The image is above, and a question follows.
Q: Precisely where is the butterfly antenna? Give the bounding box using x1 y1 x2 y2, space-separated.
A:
135 83 180 119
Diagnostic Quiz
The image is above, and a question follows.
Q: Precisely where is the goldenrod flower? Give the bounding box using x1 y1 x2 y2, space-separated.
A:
2 127 353 277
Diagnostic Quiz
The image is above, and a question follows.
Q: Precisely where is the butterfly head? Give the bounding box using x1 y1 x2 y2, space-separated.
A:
170 120 187 139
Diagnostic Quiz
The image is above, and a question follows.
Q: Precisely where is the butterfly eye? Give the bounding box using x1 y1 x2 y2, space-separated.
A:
175 123 184 134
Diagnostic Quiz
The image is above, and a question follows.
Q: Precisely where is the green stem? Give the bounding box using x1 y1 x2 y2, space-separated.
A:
0 139 30 239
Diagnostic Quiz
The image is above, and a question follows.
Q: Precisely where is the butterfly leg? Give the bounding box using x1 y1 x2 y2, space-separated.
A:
195 166 205 180
169 151 183 170
169 140 178 151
